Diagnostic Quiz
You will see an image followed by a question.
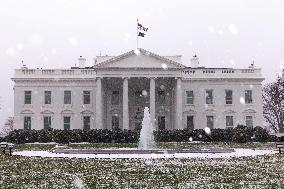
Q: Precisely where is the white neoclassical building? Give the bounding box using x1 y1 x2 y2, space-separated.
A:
12 48 264 131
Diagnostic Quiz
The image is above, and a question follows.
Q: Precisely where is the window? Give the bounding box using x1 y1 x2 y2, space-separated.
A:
226 116 234 127
205 90 213 104
246 116 253 127
245 90 252 104
83 91 91 104
44 116 51 129
112 115 119 130
186 91 194 105
206 116 214 129
44 91 51 104
111 91 119 105
64 91 71 104
64 116 71 130
83 116 90 130
225 90 233 104
158 90 166 104
24 91 32 104
24 116 31 130
187 116 194 129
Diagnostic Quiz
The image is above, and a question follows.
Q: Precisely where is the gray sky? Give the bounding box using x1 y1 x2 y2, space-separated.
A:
0 0 284 127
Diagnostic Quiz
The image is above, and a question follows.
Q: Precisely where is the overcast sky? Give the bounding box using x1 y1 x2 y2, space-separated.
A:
0 0 284 127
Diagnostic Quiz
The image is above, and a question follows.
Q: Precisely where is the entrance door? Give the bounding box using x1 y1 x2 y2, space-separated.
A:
187 116 194 130
112 116 119 130
158 116 166 130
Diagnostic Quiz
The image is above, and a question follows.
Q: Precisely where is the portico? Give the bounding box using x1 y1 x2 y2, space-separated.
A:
96 76 181 131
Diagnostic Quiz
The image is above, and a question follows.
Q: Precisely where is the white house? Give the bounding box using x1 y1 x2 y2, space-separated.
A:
12 48 264 131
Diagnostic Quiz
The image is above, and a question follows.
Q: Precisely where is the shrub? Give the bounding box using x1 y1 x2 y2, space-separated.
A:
253 126 270 142
54 129 81 144
209 128 233 142
232 125 254 143
38 129 54 143
3 126 277 144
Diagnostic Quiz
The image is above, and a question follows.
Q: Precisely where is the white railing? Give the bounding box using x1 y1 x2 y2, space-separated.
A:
182 68 262 79
15 68 96 78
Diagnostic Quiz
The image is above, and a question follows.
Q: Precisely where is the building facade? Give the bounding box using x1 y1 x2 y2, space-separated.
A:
12 48 264 130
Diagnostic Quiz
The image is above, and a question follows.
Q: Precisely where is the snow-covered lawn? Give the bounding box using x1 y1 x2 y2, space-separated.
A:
13 148 277 159
1 143 283 188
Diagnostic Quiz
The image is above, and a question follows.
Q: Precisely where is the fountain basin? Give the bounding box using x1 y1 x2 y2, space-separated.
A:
52 148 235 154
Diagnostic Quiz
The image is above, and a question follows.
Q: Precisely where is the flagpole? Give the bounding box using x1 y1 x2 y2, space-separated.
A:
136 19 138 49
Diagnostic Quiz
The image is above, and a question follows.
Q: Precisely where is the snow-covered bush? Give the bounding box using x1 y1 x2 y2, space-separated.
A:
253 126 270 142
232 125 254 143
2 127 277 144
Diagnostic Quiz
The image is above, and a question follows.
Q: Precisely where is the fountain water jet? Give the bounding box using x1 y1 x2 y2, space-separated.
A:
138 107 155 149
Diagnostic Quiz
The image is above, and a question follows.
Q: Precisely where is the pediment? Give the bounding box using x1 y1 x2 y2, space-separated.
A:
81 110 94 115
41 110 54 114
61 109 74 114
242 109 256 114
183 109 197 114
204 109 216 114
20 109 34 114
95 48 185 69
223 110 236 114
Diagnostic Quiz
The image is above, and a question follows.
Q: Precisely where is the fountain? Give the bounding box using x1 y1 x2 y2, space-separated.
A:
138 107 155 150
50 108 235 158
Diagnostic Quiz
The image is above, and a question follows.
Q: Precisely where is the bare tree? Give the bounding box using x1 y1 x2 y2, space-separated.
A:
263 76 284 133
1 116 14 135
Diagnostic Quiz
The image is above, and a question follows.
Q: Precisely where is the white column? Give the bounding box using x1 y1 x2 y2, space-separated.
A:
175 78 183 129
122 78 129 130
95 77 103 129
150 78 156 128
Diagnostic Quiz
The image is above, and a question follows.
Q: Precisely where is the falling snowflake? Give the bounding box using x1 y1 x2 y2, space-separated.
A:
189 137 193 142
208 26 215 33
161 63 168 70
52 48 57 55
228 24 238 35
142 90 148 97
69 37 78 46
17 43 23 50
160 85 165 90
257 41 263 47
204 127 211 135
73 176 85 189
240 97 245 105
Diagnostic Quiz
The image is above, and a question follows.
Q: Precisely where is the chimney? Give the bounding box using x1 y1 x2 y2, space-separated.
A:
249 61 255 69
190 55 199 67
78 56 86 68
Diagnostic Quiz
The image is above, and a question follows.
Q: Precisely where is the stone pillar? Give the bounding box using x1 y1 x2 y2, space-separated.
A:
122 78 129 130
150 78 156 128
175 78 183 129
95 77 103 129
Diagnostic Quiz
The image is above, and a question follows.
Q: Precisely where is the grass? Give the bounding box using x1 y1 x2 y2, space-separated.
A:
0 142 283 189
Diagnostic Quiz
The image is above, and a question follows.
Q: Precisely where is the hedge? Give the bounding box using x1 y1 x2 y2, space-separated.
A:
2 125 279 144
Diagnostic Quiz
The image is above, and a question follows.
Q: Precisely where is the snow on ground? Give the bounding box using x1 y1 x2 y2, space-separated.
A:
13 148 277 159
